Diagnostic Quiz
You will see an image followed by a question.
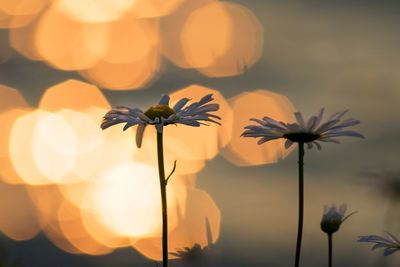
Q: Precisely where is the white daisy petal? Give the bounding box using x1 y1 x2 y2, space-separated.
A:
159 94 170 105
294 112 305 128
284 139 294 149
135 124 146 148
242 108 362 150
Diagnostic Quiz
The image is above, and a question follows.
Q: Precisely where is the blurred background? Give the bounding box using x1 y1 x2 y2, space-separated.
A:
0 0 399 266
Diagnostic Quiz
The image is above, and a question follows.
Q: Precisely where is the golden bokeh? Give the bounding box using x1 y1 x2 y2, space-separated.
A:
160 0 216 68
39 79 110 111
221 90 297 166
0 183 41 240
196 2 263 77
35 6 109 70
129 0 184 18
1 79 225 258
54 0 137 23
133 187 220 260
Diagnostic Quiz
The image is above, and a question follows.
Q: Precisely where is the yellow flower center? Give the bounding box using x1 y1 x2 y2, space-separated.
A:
144 105 176 120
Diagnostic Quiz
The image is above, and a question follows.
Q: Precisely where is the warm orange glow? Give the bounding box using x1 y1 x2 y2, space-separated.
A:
133 188 220 260
197 3 263 77
134 127 207 175
9 110 59 185
0 0 49 16
57 200 113 255
180 2 231 68
129 0 184 18
81 162 187 239
166 84 233 160
35 6 109 70
31 111 79 183
0 183 41 240
78 48 160 90
0 84 28 111
9 17 43 60
160 0 215 68
54 0 137 23
39 80 110 111
0 108 32 184
221 90 296 166
100 16 159 64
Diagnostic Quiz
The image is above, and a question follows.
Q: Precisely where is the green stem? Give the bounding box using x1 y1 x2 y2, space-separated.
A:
157 131 168 267
294 142 304 267
328 234 332 267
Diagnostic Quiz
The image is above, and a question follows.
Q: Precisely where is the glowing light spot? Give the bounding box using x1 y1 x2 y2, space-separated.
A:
160 0 215 68
130 0 184 18
166 84 233 161
197 3 264 77
0 108 31 184
181 2 231 68
55 0 137 23
57 200 113 255
100 16 158 64
39 79 110 111
35 6 109 70
9 110 54 185
0 183 41 240
82 162 186 239
221 90 296 166
31 112 78 183
79 47 160 90
133 188 220 260
0 0 49 16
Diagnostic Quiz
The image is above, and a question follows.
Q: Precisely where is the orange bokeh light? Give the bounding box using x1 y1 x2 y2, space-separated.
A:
81 162 187 239
54 0 137 23
160 0 215 68
133 188 220 260
221 90 297 166
166 84 233 160
39 79 110 111
0 183 41 240
100 16 159 64
79 48 160 90
180 2 263 76
130 0 184 18
35 6 109 70
196 2 264 77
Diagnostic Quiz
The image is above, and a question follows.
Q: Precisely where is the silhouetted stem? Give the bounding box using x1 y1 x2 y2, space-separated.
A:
328 234 333 267
295 142 304 267
157 131 168 267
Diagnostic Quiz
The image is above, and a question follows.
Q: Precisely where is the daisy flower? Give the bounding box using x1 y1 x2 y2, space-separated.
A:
241 108 364 150
242 108 363 267
358 233 400 256
101 93 220 267
101 94 221 147
321 204 357 267
321 204 357 235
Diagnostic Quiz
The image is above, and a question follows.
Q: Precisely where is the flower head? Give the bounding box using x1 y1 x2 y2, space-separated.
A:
170 243 209 262
358 232 400 256
241 108 364 150
101 94 221 147
320 204 356 235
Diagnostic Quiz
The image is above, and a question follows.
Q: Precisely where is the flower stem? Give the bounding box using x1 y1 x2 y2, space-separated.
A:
328 234 332 267
295 142 304 267
156 131 168 267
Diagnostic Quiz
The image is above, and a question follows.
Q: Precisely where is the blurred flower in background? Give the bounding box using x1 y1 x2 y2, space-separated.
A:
358 233 400 256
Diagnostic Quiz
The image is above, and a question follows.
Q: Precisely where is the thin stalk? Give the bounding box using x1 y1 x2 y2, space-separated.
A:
328 234 333 267
157 131 168 267
294 142 304 267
